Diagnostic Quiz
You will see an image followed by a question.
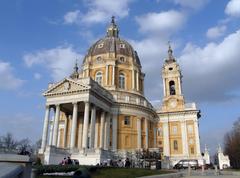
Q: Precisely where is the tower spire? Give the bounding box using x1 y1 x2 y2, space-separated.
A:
107 16 119 37
166 41 175 62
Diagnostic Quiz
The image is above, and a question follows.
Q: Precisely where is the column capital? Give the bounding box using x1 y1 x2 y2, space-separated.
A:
162 120 169 124
72 101 78 105
45 105 50 109
84 101 90 105
193 119 198 123
180 119 186 123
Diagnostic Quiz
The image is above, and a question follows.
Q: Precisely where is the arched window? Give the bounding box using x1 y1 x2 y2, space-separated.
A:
119 72 125 89
95 71 103 85
169 80 176 95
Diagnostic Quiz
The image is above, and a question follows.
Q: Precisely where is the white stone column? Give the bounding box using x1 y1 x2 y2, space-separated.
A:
87 68 90 77
112 65 115 86
49 117 54 146
178 78 182 95
70 102 78 149
163 121 170 156
112 114 118 150
136 71 139 91
94 117 99 149
100 111 105 149
137 118 142 149
181 120 188 156
163 78 166 97
63 117 68 148
78 117 83 149
153 126 157 148
194 119 201 156
105 65 109 85
52 104 60 146
89 105 96 148
41 105 50 151
145 119 148 148
132 69 135 89
57 127 61 147
82 101 90 149
104 113 110 150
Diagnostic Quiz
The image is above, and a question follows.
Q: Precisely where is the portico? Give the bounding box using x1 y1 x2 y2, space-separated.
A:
39 77 119 164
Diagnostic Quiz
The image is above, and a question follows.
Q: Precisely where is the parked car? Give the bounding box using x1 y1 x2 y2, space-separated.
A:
173 159 198 170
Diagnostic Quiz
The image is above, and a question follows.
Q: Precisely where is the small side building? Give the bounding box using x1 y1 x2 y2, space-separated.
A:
217 145 230 169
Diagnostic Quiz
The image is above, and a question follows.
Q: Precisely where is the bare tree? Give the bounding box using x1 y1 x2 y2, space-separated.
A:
224 118 240 168
17 138 32 155
0 132 18 151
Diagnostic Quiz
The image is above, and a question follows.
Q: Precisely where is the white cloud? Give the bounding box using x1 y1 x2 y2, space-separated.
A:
23 45 83 81
173 0 209 10
225 0 240 17
179 29 240 102
0 60 24 90
63 0 133 25
206 25 226 39
135 10 186 36
64 10 81 24
34 73 42 80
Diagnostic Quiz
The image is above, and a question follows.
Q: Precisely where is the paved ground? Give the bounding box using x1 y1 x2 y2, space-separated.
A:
185 175 240 178
183 170 240 178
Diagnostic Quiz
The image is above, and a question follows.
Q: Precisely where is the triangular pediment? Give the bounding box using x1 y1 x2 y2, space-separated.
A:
43 78 90 96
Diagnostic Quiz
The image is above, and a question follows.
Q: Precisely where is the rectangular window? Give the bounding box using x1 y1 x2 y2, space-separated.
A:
172 126 178 135
125 135 129 146
124 116 130 125
188 125 193 134
173 140 178 151
158 128 162 136
191 147 194 154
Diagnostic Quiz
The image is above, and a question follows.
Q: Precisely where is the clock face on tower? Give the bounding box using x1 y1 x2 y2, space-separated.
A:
169 98 177 108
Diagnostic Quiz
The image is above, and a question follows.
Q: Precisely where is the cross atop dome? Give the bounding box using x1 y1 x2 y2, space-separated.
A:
107 16 119 38
70 59 79 79
111 16 115 24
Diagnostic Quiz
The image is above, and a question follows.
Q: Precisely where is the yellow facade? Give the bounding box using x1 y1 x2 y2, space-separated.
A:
43 18 201 165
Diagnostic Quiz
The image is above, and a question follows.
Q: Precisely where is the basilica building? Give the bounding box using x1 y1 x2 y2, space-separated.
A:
39 17 201 166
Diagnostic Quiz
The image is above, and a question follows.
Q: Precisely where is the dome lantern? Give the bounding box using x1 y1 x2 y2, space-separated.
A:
107 16 119 38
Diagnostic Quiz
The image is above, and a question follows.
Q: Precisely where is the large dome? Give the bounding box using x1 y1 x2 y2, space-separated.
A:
83 17 141 66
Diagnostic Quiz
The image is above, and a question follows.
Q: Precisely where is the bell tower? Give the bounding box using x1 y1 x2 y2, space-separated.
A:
161 44 185 111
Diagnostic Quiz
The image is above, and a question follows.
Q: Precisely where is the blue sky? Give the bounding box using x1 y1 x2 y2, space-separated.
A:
0 0 240 155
